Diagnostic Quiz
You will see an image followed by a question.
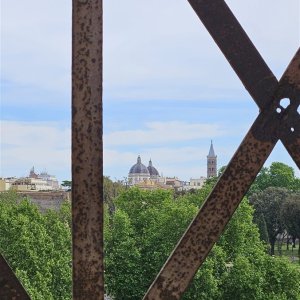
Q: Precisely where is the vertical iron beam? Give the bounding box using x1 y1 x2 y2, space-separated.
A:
0 254 30 299
72 0 103 299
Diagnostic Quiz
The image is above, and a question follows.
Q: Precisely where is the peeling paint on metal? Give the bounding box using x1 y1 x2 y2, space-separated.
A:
72 0 104 299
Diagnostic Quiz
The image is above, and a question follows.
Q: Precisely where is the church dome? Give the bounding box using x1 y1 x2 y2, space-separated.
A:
129 156 150 175
147 159 159 176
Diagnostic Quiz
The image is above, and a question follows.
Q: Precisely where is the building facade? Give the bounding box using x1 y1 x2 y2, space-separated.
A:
128 156 166 187
128 141 218 190
1 167 61 192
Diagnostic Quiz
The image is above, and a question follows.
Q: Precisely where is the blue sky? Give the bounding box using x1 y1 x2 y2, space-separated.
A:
1 0 299 182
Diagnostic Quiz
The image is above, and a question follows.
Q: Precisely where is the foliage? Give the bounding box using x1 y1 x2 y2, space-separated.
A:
61 180 72 188
254 212 270 244
281 192 300 259
249 162 300 195
105 187 300 299
249 187 289 255
105 188 198 299
262 255 300 299
282 192 300 239
0 191 71 299
218 199 265 260
2 173 300 299
104 176 125 212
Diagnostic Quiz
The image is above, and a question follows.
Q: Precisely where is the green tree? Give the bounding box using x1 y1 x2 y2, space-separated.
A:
254 212 270 245
218 199 265 260
269 163 298 189
0 191 71 299
103 176 125 212
183 246 225 300
250 187 289 255
105 188 198 299
221 255 265 300
249 162 300 195
262 255 300 299
281 192 300 260
105 209 142 299
61 180 72 188
105 187 300 299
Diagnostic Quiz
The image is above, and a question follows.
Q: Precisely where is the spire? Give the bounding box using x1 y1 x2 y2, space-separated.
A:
207 140 217 178
137 155 141 164
148 159 152 167
208 140 216 157
29 166 37 178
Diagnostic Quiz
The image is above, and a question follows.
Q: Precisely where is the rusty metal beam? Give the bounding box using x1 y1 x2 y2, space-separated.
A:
277 51 300 168
284 138 300 168
72 0 104 299
143 22 300 300
144 128 276 299
0 254 30 300
187 0 300 168
187 0 278 109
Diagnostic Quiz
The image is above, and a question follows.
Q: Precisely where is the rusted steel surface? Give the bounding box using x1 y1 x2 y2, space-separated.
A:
143 2 299 299
187 0 278 110
251 50 299 143
187 0 300 168
0 254 30 300
144 122 276 300
72 0 104 299
277 50 300 168
144 50 300 300
284 139 300 168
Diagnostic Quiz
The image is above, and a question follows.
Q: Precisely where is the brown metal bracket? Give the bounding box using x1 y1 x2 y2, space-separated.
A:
0 254 31 300
143 1 300 299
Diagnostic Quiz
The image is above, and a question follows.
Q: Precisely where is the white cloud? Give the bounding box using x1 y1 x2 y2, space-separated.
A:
104 121 226 146
2 121 298 183
1 121 71 180
0 119 231 180
104 0 299 100
2 0 71 94
2 0 298 106
1 0 299 181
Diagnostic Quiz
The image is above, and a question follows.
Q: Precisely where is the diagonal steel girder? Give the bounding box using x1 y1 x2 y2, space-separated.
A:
187 0 300 168
143 1 300 299
0 254 31 299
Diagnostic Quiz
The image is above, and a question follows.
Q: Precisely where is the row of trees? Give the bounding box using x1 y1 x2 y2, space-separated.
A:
0 162 299 299
248 163 300 256
249 162 300 193
104 187 300 300
0 191 71 299
250 188 300 256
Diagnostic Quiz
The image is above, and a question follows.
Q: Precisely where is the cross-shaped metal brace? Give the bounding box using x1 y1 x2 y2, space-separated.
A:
143 1 300 299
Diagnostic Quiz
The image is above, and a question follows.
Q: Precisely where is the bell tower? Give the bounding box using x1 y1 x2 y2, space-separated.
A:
207 141 217 178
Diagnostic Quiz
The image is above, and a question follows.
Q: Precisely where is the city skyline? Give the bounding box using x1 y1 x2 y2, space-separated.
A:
1 0 299 182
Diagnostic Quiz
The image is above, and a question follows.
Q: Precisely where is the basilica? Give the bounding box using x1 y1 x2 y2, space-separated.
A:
128 156 165 186
128 141 217 190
